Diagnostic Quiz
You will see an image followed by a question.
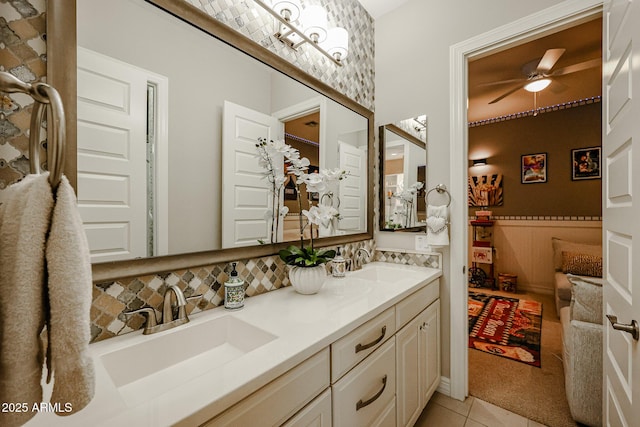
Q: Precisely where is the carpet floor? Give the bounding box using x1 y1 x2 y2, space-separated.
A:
468 289 578 427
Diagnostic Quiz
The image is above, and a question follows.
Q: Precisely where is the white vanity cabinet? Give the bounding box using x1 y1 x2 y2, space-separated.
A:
201 276 440 427
396 299 441 427
203 349 330 426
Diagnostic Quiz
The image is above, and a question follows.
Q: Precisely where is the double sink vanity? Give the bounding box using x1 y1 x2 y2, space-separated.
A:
29 262 441 427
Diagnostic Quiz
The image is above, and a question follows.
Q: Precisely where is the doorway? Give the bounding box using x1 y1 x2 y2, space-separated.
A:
448 0 603 405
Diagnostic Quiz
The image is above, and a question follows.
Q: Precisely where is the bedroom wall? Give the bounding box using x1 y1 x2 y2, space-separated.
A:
468 101 602 218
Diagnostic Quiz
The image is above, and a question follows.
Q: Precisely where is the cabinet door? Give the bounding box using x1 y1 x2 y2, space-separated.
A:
396 314 422 427
283 388 332 427
420 299 440 403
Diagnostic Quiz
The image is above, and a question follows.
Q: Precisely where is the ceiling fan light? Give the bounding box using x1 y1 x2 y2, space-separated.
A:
524 78 551 93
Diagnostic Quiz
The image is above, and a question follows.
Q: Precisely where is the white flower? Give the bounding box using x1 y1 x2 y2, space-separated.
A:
303 205 339 228
410 181 424 191
300 173 327 193
321 168 349 182
263 209 273 220
279 205 289 217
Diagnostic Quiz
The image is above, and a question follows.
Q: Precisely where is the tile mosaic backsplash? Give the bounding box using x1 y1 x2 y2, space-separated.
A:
0 0 47 193
91 240 378 342
375 249 442 269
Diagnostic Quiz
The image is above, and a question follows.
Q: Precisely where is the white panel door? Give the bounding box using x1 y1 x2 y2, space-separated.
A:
77 47 148 262
338 141 366 231
222 101 283 248
603 0 640 425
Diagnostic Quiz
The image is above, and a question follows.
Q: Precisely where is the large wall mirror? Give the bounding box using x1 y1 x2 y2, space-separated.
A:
379 117 427 232
50 0 373 280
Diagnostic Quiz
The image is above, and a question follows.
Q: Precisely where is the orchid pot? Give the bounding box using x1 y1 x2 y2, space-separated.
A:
288 264 327 295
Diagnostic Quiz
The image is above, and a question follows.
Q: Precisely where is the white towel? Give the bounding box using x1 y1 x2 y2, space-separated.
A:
426 204 449 247
46 175 95 415
0 174 95 426
0 174 53 427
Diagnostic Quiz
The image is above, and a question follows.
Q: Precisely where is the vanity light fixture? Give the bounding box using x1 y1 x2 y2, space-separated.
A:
472 158 488 167
254 0 349 66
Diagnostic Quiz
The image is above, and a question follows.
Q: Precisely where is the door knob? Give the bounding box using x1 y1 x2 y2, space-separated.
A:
606 315 639 340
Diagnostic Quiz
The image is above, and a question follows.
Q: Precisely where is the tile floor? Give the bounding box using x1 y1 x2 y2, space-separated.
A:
416 392 547 427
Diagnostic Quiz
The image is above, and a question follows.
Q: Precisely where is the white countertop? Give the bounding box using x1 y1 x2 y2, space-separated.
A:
27 262 441 427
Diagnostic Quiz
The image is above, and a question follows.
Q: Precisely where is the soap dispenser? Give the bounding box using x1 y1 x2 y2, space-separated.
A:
332 247 347 278
224 262 245 310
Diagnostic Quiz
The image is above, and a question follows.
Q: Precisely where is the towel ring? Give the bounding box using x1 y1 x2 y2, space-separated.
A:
426 184 451 207
0 72 66 190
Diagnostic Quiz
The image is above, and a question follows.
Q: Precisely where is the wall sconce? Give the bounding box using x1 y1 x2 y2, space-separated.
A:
253 0 349 66
472 158 488 167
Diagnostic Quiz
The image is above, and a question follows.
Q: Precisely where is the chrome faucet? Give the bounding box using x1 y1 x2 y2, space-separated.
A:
124 285 201 335
352 247 372 271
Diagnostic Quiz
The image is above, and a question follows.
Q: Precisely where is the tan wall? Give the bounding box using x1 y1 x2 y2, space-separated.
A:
468 102 602 217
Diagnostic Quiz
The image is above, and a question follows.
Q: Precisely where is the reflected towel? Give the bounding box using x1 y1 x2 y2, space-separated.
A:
46 175 95 414
426 204 449 247
0 174 53 427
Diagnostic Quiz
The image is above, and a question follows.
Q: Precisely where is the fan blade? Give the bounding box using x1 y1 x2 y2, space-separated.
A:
550 58 600 76
476 77 526 87
489 82 528 104
536 48 566 73
549 80 569 94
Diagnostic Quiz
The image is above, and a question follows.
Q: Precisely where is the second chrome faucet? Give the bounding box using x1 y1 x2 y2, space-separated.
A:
124 285 201 335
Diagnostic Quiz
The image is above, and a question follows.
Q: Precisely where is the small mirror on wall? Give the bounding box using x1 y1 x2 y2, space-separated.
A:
379 116 427 232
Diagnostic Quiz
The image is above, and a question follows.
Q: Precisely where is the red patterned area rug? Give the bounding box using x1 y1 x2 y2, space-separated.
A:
468 291 543 367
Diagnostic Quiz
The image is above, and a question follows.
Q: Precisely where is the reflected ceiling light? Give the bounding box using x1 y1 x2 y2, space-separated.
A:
524 78 551 93
253 0 348 66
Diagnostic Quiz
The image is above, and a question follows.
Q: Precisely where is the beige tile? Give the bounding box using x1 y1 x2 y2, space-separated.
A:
432 391 475 417
415 401 466 427
528 420 547 427
468 399 528 427
465 419 488 427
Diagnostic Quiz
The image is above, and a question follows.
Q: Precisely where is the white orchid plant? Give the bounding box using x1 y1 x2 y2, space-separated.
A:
392 181 424 227
256 137 349 266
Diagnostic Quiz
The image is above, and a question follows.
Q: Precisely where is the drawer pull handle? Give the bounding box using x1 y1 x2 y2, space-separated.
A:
356 375 387 411
355 326 387 353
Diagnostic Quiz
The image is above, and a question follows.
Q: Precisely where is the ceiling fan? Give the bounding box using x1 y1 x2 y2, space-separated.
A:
483 48 600 104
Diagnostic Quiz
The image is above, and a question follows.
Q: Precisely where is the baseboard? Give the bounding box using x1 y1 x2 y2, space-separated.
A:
518 283 554 296
436 376 451 396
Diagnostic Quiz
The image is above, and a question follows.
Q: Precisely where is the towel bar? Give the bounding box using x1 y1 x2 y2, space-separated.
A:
426 183 451 207
0 71 66 189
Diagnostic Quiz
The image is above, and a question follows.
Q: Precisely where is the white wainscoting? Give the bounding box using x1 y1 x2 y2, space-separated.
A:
469 220 602 295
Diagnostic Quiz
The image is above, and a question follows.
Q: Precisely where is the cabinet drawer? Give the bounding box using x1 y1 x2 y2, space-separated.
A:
283 388 332 427
331 307 396 381
332 338 396 427
395 279 439 329
204 348 329 426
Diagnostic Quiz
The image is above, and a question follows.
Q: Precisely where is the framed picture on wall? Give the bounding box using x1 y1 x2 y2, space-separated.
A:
521 153 547 184
572 147 601 180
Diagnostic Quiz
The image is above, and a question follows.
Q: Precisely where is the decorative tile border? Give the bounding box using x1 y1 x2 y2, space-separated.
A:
470 216 602 221
375 249 442 269
91 239 376 343
468 96 601 128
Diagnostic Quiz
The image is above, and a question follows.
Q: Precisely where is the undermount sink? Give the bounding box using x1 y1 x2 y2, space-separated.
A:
101 315 276 406
349 263 417 283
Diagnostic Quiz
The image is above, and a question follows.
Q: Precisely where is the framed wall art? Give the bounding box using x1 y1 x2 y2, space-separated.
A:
521 152 547 184
572 146 601 180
